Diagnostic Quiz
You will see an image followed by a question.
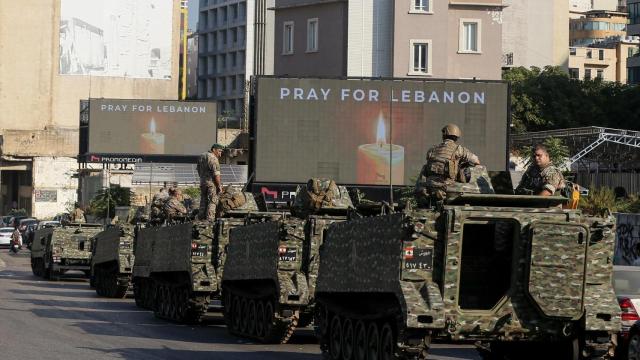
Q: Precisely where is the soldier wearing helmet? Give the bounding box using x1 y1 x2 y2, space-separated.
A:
416 124 480 204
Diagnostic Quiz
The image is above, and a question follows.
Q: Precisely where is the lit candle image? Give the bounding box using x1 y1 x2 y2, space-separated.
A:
357 113 405 185
140 118 165 154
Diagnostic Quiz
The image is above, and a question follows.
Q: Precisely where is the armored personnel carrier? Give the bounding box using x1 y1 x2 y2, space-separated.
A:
31 223 104 280
90 225 136 298
314 167 620 360
132 189 259 323
221 179 354 344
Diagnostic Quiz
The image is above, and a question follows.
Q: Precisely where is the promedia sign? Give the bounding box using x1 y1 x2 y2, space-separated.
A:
87 155 144 163
254 77 510 186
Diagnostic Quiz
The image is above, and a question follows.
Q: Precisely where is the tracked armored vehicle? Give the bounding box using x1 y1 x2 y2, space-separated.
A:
222 179 354 344
31 223 104 280
132 190 259 323
90 225 136 298
315 167 620 360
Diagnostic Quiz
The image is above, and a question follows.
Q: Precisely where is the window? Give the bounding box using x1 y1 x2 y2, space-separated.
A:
307 18 319 52
283 21 294 55
411 0 432 13
631 3 640 25
586 49 592 59
599 50 604 61
459 19 481 53
596 69 604 79
570 47 576 56
569 68 579 79
409 39 432 75
584 68 592 80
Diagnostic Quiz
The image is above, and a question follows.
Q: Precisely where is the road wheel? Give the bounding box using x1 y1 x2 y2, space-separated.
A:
342 317 354 360
247 300 257 336
329 315 342 360
255 300 266 339
354 320 367 360
630 333 640 360
231 295 242 332
366 322 380 360
316 305 329 338
240 297 249 334
264 300 275 337
380 322 396 360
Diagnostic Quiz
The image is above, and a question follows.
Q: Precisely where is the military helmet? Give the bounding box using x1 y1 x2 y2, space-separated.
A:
442 124 462 139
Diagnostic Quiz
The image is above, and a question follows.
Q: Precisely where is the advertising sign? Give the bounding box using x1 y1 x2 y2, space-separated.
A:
254 77 509 186
86 99 216 161
59 0 173 79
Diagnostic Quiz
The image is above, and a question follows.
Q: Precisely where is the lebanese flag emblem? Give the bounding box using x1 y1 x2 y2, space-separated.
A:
404 246 414 260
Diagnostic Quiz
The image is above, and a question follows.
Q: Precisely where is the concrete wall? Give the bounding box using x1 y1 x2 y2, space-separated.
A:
569 47 617 81
393 2 503 79
502 0 569 69
31 157 78 219
274 1 348 77
347 0 393 77
0 0 181 135
614 213 640 266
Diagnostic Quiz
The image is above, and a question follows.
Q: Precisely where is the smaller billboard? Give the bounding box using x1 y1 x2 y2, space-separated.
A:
85 99 216 162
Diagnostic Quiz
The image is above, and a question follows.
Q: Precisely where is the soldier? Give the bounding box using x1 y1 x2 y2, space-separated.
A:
515 144 565 196
416 124 480 204
197 144 224 221
150 188 168 223
72 204 86 223
164 188 188 221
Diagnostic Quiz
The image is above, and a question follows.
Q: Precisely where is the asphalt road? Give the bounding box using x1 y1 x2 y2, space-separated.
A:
0 250 479 360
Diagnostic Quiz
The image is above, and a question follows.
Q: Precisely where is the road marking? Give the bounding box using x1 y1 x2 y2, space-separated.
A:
0 256 5 269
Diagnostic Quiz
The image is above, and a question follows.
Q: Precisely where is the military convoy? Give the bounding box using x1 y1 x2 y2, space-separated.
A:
132 188 260 323
90 225 136 298
30 223 104 280
313 168 621 360
221 179 354 343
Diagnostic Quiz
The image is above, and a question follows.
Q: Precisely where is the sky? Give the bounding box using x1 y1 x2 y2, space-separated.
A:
188 0 199 31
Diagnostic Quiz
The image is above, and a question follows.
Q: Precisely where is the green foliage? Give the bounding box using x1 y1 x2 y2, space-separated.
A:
578 185 637 216
89 185 132 219
8 208 27 216
518 137 570 168
183 186 201 200
504 66 640 133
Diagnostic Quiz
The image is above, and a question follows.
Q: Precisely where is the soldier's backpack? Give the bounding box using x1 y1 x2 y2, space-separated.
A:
300 178 339 211
219 187 248 213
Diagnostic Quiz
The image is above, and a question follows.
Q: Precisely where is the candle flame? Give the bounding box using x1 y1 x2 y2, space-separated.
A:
149 118 156 134
376 115 386 146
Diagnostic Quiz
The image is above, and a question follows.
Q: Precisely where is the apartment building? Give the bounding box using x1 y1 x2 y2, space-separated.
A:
570 10 628 46
197 0 274 118
502 0 569 69
627 0 640 83
569 36 639 83
273 0 505 80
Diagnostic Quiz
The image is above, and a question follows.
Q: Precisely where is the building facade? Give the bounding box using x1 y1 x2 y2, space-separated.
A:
627 0 640 83
502 0 569 69
570 10 628 46
569 36 639 83
197 0 274 118
273 0 505 80
0 0 182 218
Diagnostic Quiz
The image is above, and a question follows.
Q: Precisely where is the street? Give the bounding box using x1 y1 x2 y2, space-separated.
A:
0 250 479 360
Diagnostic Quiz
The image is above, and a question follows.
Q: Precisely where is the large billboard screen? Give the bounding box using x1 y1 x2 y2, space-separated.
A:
254 77 509 186
59 0 173 79
87 99 216 159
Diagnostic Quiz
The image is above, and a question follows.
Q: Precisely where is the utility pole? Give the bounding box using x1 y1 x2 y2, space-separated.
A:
181 0 189 100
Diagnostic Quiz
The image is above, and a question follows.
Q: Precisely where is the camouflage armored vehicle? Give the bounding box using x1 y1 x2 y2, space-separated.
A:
221 179 354 344
90 225 136 298
314 167 620 360
132 189 259 323
31 223 104 281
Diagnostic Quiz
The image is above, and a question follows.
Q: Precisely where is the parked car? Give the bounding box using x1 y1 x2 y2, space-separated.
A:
613 265 640 359
53 213 71 224
0 227 13 247
37 220 61 229
8 215 28 228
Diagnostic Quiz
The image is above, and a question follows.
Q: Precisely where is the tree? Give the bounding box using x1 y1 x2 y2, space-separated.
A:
89 185 132 219
518 137 570 169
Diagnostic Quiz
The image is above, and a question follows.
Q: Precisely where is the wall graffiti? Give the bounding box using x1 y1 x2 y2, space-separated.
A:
614 213 640 266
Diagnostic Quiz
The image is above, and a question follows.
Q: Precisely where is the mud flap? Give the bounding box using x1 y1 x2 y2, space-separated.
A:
527 223 588 319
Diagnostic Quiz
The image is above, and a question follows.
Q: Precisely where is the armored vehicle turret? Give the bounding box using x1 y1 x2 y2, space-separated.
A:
221 179 354 343
31 223 104 280
314 166 620 360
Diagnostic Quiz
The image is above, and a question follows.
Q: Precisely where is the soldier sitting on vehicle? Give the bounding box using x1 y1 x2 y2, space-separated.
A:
149 187 169 224
515 144 565 196
71 203 86 223
164 188 188 223
415 124 481 207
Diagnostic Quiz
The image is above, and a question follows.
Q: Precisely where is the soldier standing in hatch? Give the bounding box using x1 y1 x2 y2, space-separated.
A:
516 144 565 196
72 204 86 223
197 144 224 221
164 188 188 222
416 124 481 204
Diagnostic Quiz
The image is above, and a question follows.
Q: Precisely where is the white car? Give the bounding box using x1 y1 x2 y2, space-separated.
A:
0 227 14 247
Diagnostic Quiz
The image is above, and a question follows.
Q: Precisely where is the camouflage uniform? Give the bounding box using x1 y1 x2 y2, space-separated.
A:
515 163 565 195
197 151 221 221
72 208 86 223
150 190 169 222
164 197 187 220
416 139 480 202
